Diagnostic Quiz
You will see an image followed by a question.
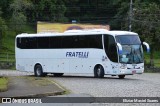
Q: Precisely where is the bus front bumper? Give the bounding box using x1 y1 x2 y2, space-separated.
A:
119 68 144 75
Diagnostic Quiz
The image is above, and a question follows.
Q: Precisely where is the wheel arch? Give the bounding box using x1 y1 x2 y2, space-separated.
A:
34 63 42 71
94 64 105 78
94 64 105 74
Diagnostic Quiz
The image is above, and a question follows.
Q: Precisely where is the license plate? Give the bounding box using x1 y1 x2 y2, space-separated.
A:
132 70 136 74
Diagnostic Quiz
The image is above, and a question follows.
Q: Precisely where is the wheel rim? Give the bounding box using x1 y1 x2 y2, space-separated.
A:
97 67 101 76
36 67 41 76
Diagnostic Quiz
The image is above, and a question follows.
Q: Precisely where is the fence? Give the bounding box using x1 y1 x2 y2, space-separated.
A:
0 53 15 69
0 53 15 62
144 59 160 72
145 59 160 68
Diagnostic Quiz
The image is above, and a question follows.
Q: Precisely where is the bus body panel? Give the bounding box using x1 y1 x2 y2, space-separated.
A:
16 48 110 74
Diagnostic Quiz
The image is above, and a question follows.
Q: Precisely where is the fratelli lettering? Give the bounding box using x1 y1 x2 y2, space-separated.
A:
66 52 89 58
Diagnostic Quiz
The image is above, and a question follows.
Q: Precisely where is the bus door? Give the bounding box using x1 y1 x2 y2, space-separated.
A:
104 35 119 74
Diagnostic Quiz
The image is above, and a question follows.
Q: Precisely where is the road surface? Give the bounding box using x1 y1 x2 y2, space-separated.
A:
48 73 160 97
1 70 160 105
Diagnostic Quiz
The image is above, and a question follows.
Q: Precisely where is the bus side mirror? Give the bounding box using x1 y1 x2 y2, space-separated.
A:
117 43 122 54
143 42 150 53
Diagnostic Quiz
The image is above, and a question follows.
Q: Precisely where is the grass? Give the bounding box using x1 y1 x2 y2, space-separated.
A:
0 77 8 92
0 24 36 54
144 51 160 67
0 24 36 63
144 51 160 59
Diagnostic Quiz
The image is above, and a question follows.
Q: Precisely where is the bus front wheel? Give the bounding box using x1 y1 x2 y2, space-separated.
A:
94 65 104 78
34 65 44 77
118 75 125 79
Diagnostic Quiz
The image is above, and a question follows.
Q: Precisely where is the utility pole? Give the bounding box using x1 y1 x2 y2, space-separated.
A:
129 0 133 31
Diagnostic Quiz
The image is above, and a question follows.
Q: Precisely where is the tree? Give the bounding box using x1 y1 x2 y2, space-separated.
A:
10 12 27 34
32 0 67 22
107 0 130 30
9 0 33 34
0 0 13 19
10 0 33 13
132 2 160 66
0 16 8 50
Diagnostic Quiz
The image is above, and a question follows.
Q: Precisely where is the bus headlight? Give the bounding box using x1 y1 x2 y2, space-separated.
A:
120 64 127 69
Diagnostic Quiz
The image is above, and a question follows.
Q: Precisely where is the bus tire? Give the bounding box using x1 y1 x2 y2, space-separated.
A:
34 64 44 77
118 75 125 79
54 73 64 77
94 65 104 78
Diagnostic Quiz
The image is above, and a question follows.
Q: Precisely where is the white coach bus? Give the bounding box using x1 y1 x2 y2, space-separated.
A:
15 29 150 79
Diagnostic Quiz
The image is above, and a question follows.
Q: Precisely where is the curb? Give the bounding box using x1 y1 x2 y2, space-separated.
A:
0 76 68 98
8 91 66 98
47 79 67 92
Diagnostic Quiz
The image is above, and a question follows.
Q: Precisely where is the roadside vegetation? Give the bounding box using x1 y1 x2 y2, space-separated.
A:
0 77 8 92
0 0 160 68
144 51 160 68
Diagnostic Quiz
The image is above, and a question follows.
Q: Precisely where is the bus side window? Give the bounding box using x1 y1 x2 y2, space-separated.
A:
72 36 79 48
78 36 87 48
37 37 49 48
17 37 26 49
17 38 22 48
50 37 62 48
17 37 37 49
82 35 102 49
104 35 118 62
26 37 37 49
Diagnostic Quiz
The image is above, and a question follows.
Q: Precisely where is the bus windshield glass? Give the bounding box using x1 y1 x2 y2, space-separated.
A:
116 35 143 64
116 35 141 45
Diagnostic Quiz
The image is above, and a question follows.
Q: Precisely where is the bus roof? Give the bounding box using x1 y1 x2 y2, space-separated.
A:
16 29 138 38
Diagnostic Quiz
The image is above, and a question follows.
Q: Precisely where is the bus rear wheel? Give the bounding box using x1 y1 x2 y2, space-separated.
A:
94 65 104 78
54 73 64 77
118 75 125 79
34 65 44 77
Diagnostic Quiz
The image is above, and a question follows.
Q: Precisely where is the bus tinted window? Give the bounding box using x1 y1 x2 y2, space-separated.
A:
104 35 118 62
60 35 102 49
17 37 37 49
50 37 62 48
88 35 102 49
116 35 141 45
37 37 50 48
61 36 77 48
17 35 102 49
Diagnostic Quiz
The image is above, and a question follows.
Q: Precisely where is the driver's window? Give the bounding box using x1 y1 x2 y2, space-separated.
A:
104 35 118 62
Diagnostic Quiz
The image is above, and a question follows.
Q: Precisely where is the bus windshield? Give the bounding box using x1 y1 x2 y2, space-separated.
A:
116 35 143 64
116 35 141 45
